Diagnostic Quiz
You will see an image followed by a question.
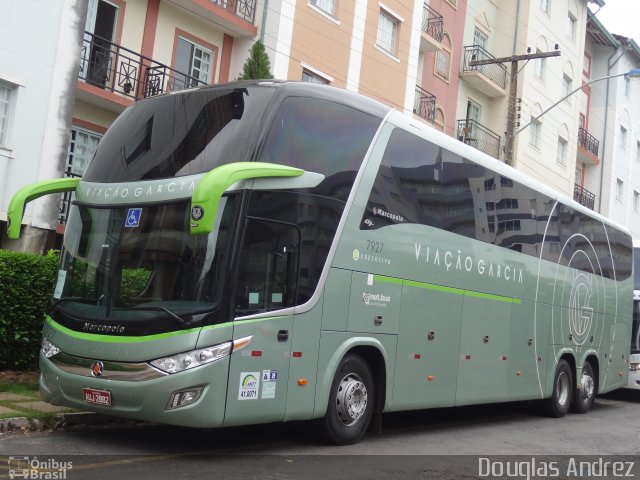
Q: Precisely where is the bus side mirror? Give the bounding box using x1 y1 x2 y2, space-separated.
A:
7 177 81 239
190 162 304 235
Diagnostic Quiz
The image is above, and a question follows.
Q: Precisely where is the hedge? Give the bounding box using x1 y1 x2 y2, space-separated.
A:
0 250 58 370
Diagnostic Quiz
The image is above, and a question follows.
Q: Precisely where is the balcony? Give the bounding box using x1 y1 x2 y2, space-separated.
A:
460 45 507 97
420 3 443 52
574 184 595 210
413 85 436 123
577 126 600 165
77 32 208 112
456 119 502 160
171 0 258 37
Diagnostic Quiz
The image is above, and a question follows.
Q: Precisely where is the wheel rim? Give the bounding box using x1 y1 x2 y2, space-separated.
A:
556 370 570 406
579 371 595 403
335 373 368 426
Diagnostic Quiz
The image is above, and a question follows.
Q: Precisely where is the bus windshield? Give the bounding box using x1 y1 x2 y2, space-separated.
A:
52 196 236 329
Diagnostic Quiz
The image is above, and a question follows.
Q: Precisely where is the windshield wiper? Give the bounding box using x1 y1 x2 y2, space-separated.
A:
130 305 188 326
48 296 100 313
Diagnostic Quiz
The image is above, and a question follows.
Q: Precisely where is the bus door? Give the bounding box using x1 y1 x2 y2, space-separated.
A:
223 218 299 426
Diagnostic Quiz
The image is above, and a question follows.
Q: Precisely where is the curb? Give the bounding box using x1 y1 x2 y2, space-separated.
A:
0 412 144 434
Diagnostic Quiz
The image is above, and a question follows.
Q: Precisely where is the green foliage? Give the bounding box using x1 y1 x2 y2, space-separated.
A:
120 268 152 300
237 41 273 80
0 250 58 370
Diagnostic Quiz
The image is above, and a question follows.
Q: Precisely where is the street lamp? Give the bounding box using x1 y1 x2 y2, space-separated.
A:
516 68 640 136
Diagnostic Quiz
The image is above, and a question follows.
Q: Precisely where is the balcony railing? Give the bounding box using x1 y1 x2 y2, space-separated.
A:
79 32 207 101
414 85 436 123
462 45 507 90
577 126 599 158
456 119 502 159
574 184 595 210
211 0 257 23
421 3 444 43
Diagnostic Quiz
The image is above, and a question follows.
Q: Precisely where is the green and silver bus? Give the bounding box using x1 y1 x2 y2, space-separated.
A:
8 81 633 444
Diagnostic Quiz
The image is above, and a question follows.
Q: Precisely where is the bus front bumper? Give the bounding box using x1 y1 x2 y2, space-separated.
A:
39 352 229 428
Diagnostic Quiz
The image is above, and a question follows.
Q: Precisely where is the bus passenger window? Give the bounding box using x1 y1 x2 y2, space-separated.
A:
234 219 300 316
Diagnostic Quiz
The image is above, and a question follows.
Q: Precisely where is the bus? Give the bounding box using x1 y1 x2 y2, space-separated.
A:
627 240 640 389
8 81 633 445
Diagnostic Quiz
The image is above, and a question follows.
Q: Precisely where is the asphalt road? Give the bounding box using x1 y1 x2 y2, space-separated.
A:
2 389 640 479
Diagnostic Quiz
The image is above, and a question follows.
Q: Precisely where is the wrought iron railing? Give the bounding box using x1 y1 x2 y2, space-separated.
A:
462 45 507 90
577 126 599 158
413 85 436 123
79 32 208 100
211 0 257 23
421 3 444 43
456 119 502 159
574 184 595 210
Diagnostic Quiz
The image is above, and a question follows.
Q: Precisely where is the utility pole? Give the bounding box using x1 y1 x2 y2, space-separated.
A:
469 50 560 166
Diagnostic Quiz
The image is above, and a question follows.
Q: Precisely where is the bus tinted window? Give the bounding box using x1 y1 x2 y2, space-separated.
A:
83 87 274 182
635 248 640 289
363 127 632 281
257 97 382 201
363 127 441 229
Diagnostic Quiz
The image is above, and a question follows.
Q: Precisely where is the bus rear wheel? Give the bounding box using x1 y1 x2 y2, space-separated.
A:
544 359 573 418
322 354 374 445
571 360 596 414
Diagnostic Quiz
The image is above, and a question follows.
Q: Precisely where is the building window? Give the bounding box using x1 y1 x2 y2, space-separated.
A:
0 80 17 149
616 178 624 203
435 33 452 81
434 107 445 132
566 12 576 40
636 140 640 162
624 77 631 98
530 117 541 148
67 126 102 176
473 28 488 49
539 0 550 14
301 68 330 84
534 50 546 81
557 137 567 166
562 74 572 102
583 53 591 77
174 36 213 89
377 9 400 56
620 126 627 150
310 0 335 16
634 191 640 213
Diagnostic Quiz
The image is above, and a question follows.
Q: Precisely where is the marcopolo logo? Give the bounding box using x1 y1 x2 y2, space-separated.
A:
362 292 391 307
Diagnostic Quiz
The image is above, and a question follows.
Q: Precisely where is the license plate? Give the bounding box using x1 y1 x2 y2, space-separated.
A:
83 387 112 406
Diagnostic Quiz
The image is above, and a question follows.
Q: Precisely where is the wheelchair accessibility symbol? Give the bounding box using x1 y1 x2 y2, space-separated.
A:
125 208 142 227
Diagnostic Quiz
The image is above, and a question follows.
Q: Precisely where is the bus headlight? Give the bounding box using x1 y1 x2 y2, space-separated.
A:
150 342 232 374
148 336 252 374
41 338 60 358
630 363 640 372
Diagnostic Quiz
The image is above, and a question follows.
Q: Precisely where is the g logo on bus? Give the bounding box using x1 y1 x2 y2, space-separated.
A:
191 206 204 220
90 361 104 377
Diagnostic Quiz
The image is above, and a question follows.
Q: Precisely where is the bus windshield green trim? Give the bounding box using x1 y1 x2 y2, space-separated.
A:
7 177 80 239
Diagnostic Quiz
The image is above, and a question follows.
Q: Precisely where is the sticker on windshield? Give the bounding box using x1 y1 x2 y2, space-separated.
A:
238 372 259 400
125 208 142 227
53 270 67 299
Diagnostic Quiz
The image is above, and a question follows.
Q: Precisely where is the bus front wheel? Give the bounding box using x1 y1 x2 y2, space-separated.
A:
322 354 374 445
571 360 596 414
544 359 573 418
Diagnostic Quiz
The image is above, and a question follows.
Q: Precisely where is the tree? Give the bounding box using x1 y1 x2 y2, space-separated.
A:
238 41 273 80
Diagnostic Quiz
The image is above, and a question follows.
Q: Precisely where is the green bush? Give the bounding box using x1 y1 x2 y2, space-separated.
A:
0 250 58 370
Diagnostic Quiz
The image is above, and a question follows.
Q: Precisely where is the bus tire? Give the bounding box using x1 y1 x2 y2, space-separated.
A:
322 354 374 445
571 360 596 414
544 359 573 418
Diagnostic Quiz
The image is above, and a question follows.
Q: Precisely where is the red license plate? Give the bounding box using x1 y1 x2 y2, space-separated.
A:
83 387 112 406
